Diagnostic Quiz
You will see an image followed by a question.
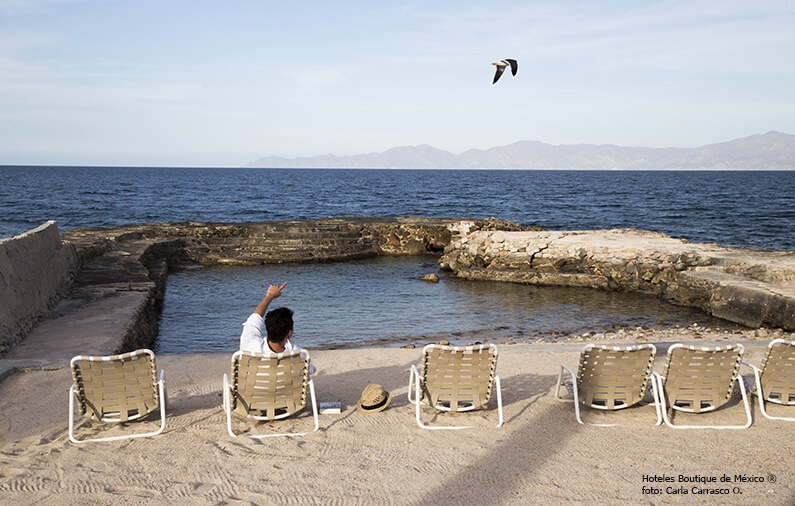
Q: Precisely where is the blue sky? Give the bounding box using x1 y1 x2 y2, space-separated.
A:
1 0 794 167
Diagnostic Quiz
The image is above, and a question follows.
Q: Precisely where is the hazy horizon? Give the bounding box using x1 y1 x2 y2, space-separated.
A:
2 2 794 167
2 130 794 170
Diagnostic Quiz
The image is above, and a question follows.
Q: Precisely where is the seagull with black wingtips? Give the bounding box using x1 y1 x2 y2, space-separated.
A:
492 58 518 84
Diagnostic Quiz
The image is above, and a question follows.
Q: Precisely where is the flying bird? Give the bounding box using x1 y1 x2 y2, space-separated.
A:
492 58 518 84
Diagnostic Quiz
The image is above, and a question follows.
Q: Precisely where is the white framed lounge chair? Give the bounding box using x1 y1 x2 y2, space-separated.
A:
223 350 319 438
69 348 166 443
555 344 661 426
653 343 752 429
408 343 503 430
743 339 795 421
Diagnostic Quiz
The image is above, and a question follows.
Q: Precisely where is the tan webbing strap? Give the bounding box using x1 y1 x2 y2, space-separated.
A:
759 340 795 405
577 345 655 410
233 351 309 420
71 350 159 423
661 345 743 413
422 345 497 412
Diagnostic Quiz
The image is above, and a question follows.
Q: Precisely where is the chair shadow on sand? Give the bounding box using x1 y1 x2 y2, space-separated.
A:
161 358 559 436
216 360 420 436
499 372 559 424
155 353 566 430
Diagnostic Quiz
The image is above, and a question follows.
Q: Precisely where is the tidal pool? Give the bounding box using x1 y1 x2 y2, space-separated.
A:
156 256 739 353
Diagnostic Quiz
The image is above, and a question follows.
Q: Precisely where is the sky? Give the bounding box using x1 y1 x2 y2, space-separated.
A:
1 0 794 167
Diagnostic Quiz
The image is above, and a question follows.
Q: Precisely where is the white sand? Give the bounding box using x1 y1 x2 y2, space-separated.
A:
0 337 792 505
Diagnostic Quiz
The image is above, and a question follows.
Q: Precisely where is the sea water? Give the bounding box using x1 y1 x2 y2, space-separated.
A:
155 257 742 353
3 167 793 250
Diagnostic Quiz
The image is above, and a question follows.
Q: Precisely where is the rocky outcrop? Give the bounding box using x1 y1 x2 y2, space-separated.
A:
61 217 530 265
440 228 795 330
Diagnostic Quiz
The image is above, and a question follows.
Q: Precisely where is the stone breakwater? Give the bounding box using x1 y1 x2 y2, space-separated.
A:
2 217 794 359
440 227 795 331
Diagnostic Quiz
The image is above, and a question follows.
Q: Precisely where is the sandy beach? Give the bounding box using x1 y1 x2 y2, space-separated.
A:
0 330 792 506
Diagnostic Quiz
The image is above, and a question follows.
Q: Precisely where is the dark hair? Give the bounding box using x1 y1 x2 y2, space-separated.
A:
265 307 294 344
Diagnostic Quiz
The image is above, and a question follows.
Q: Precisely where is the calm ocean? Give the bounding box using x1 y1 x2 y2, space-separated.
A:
2 166 793 352
3 166 794 250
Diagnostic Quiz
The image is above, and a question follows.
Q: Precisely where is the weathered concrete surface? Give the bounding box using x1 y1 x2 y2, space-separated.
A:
59 216 530 265
0 221 78 355
440 228 795 330
2 292 149 362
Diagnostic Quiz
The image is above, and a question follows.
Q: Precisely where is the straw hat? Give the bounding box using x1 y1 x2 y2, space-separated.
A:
356 383 391 413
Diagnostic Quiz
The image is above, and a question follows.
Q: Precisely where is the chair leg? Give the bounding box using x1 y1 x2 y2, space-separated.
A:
223 373 238 438
654 373 679 428
68 384 79 444
649 374 663 426
758 400 795 421
308 378 320 433
737 375 753 429
554 365 572 403
155 372 167 436
494 374 503 428
407 367 417 404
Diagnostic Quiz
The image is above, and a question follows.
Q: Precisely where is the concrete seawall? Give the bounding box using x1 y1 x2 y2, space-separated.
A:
0 221 78 355
1 218 793 361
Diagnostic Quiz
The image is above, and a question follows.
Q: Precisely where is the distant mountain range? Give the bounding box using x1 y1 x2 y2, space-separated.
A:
246 131 795 170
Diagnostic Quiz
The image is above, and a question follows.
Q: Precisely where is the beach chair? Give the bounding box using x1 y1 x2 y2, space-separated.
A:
555 344 660 426
408 343 503 430
68 349 166 443
223 350 319 438
653 343 752 429
742 339 795 421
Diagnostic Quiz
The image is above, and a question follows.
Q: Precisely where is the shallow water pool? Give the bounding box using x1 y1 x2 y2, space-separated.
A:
155 256 740 353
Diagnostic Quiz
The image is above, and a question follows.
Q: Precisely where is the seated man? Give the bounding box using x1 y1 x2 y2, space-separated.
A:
239 282 316 374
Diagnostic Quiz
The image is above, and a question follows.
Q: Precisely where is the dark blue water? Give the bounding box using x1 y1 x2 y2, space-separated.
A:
2 166 794 250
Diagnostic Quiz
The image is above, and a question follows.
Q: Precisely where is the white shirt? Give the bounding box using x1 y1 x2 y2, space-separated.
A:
239 313 316 374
